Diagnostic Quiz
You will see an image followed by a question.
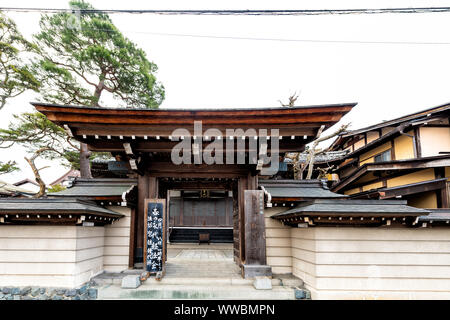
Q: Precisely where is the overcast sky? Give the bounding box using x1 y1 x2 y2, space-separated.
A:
1 0 450 184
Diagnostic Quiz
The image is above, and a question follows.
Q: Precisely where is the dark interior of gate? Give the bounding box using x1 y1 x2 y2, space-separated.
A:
167 189 234 243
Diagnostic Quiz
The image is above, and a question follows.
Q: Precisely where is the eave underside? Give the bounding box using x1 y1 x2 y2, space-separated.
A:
33 102 356 153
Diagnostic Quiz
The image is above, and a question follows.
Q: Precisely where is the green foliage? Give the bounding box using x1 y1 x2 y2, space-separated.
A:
63 150 111 170
0 112 80 166
0 12 40 109
0 160 19 174
47 184 66 193
32 0 165 108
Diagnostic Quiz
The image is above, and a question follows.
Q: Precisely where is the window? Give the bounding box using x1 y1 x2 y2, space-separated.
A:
374 149 391 163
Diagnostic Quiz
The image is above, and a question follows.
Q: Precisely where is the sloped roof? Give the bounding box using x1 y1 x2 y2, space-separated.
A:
332 155 450 192
419 209 450 223
50 169 80 186
51 178 137 198
259 179 347 199
273 199 429 216
32 101 356 154
0 198 122 216
13 178 39 187
341 101 450 138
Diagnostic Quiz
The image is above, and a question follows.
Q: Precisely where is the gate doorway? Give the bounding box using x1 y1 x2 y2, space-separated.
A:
167 189 234 244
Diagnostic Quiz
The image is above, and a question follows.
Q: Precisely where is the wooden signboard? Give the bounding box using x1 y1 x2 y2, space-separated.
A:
144 199 166 275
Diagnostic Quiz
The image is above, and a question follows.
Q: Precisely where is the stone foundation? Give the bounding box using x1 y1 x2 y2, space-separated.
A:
0 282 98 300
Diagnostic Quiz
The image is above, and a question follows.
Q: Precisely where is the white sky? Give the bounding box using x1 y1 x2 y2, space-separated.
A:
1 0 450 184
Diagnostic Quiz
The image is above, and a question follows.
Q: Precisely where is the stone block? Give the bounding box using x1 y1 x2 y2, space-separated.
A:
121 275 141 289
88 288 97 299
242 264 272 279
48 289 57 297
294 287 311 300
20 287 31 295
11 288 20 295
56 289 66 295
253 277 273 290
65 289 77 297
31 287 40 297
2 288 11 294
80 293 89 300
78 285 88 295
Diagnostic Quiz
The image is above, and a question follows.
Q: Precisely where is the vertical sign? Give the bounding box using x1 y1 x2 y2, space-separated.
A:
144 199 166 273
244 190 266 265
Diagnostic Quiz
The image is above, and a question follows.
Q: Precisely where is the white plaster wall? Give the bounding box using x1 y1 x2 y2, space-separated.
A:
419 127 450 157
291 227 450 300
103 206 131 272
0 225 104 288
264 207 292 274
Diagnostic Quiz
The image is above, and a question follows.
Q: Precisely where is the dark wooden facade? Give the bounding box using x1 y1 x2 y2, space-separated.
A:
33 102 355 275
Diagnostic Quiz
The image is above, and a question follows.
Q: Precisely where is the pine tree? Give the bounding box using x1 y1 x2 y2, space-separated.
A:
32 0 165 177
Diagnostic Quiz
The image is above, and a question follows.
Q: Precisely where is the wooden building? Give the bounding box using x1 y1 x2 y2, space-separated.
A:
29 101 355 276
2 101 450 299
325 102 450 209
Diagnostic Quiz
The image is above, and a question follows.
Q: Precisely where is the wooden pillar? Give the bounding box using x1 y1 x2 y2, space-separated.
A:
441 182 450 209
238 176 247 265
232 181 240 264
149 176 158 198
247 171 258 190
128 207 136 268
136 174 149 263
242 189 271 278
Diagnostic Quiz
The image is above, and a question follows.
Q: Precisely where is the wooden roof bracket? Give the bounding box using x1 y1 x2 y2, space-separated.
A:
260 185 272 207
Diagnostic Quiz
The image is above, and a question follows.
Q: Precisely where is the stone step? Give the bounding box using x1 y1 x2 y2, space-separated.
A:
142 277 282 286
92 272 303 288
97 284 296 300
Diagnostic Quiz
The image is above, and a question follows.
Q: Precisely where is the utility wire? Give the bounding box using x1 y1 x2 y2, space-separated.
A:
4 7 450 45
1 7 450 15
119 30 450 45
65 26 450 46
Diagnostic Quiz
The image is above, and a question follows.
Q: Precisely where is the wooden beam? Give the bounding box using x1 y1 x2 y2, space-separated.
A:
73 124 320 137
159 180 233 190
146 162 251 177
86 139 308 153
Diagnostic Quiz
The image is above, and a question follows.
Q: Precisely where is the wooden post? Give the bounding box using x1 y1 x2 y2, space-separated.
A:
238 176 247 265
242 190 271 278
128 207 136 268
137 174 149 263
232 181 240 264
